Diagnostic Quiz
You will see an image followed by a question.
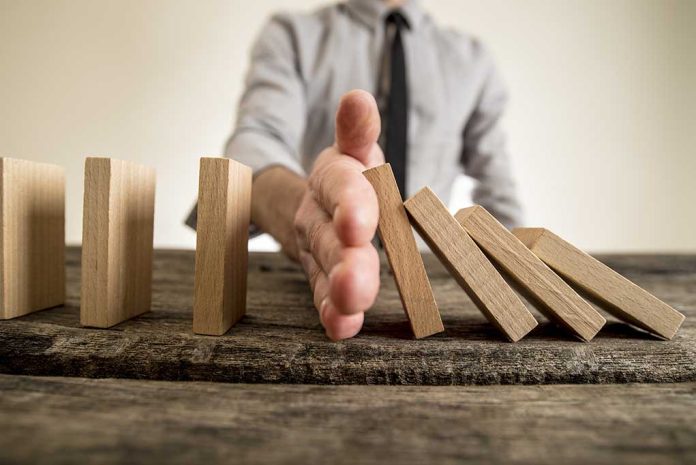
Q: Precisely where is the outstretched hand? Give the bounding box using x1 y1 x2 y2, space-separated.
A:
293 90 385 340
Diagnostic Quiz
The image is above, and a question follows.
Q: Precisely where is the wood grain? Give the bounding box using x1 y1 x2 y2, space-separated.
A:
193 158 252 336
456 206 605 341
0 375 694 465
0 248 694 385
513 228 685 340
363 164 443 338
0 158 65 319
404 188 537 342
81 157 155 328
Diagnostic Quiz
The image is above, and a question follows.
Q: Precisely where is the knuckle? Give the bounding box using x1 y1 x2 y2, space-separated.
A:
309 165 330 195
307 266 321 289
306 220 328 254
309 148 335 176
299 251 320 289
292 195 311 235
293 210 305 236
308 267 325 295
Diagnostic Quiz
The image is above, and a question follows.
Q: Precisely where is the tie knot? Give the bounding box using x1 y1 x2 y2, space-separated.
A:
386 10 410 30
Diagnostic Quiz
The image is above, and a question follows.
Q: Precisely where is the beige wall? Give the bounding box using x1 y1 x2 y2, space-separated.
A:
1 0 694 252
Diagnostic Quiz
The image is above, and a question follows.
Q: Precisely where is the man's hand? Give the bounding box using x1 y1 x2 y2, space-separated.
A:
293 90 385 340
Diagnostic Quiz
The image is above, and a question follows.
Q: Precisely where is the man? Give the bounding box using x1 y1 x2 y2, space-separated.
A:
188 0 523 341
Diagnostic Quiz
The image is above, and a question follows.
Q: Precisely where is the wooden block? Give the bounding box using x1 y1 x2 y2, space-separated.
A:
0 157 65 319
193 158 252 335
456 206 605 341
363 164 444 338
403 187 537 342
81 157 156 328
513 228 685 340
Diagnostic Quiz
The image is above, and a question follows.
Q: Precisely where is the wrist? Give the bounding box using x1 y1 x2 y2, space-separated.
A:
251 166 307 260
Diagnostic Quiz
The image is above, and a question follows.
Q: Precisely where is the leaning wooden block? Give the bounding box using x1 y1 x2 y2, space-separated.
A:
193 158 252 336
81 157 156 328
456 206 605 341
404 187 537 342
0 157 65 319
363 164 444 338
513 228 685 340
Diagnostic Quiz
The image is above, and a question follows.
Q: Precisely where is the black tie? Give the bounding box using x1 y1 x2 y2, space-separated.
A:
385 11 409 199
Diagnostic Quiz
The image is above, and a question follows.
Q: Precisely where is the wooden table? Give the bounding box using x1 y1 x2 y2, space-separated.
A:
1 248 695 464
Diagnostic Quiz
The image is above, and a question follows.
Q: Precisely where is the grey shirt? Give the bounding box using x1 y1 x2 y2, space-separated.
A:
191 0 523 229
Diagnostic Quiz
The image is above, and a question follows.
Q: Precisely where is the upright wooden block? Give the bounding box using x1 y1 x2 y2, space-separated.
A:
193 157 252 336
81 157 156 328
363 164 444 339
403 187 537 342
456 206 605 341
513 228 685 340
0 158 65 319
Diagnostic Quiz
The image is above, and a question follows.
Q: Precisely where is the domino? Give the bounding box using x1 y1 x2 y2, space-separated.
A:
513 228 685 340
404 188 538 342
0 157 65 319
456 206 605 341
363 164 444 339
81 157 156 328
193 157 252 336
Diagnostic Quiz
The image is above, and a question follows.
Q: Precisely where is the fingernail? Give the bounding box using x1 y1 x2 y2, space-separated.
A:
320 299 339 341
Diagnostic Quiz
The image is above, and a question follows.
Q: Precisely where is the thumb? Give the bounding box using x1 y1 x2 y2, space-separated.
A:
335 89 382 166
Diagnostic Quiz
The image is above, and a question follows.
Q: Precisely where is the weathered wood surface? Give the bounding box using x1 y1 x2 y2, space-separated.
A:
0 248 694 385
0 375 694 465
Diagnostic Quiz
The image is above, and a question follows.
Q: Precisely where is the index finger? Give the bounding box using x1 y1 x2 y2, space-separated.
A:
309 151 379 246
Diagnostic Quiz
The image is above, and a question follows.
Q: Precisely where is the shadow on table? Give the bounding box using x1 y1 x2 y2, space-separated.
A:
361 316 662 342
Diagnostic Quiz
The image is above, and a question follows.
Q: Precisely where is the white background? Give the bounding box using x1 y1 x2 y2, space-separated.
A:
1 0 695 252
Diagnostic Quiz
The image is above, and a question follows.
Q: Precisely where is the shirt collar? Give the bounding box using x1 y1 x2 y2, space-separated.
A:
345 0 426 31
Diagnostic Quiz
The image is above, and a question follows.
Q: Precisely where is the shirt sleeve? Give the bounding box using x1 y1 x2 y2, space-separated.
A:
224 15 308 177
460 46 523 229
185 15 306 230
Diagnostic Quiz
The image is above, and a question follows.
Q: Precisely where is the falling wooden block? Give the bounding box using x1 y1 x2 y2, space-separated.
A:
513 228 685 340
81 157 156 328
193 157 252 336
363 164 444 338
0 157 65 319
456 206 605 341
404 187 537 342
